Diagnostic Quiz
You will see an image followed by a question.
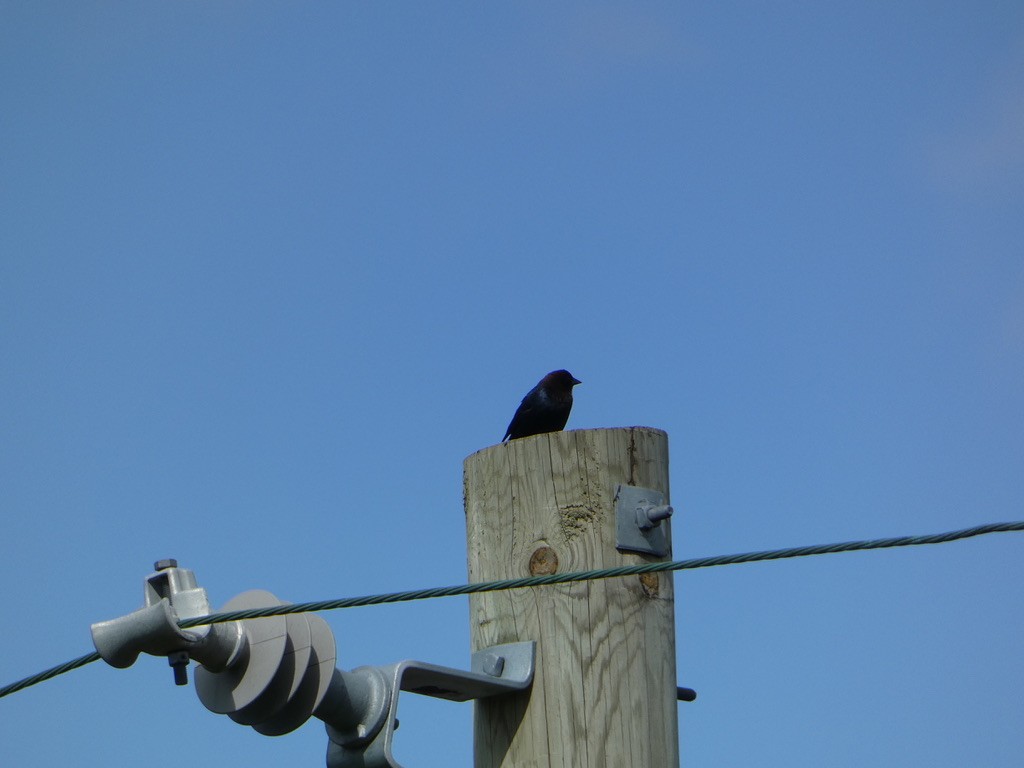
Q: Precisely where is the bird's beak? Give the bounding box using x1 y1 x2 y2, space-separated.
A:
572 378 582 385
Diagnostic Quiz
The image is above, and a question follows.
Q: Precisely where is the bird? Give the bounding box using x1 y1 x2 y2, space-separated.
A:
502 369 581 441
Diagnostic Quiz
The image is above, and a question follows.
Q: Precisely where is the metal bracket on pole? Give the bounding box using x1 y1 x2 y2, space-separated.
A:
614 484 674 557
325 641 536 768
90 563 535 768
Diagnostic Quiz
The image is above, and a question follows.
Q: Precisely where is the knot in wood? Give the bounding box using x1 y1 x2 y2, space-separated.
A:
528 546 559 576
639 572 660 597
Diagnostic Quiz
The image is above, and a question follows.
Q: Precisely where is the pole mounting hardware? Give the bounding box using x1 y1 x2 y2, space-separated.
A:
614 484 674 557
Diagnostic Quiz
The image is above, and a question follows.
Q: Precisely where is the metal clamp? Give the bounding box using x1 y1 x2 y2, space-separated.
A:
90 560 244 685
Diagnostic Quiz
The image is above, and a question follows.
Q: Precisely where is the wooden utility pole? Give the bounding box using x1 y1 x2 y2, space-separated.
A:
464 427 678 767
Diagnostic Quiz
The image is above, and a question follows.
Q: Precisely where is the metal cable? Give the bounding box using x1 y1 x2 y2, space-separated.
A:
0 651 101 699
179 520 1024 625
3 520 1022 700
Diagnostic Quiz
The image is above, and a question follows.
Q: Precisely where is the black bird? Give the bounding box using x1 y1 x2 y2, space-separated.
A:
502 370 581 441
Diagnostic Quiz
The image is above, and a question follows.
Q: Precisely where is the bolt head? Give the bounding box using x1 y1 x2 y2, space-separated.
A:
482 653 506 677
154 559 178 571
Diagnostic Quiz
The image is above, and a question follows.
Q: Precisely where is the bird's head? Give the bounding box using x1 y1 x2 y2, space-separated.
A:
544 370 582 389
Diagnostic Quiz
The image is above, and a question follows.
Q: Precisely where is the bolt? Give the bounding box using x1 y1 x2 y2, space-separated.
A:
168 651 189 686
154 559 178 571
482 653 506 677
636 503 673 531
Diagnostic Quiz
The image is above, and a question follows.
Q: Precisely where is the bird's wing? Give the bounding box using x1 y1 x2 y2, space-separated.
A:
503 390 540 441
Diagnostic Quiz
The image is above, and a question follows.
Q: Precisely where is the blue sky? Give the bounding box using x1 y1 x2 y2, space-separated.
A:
2 3 1022 766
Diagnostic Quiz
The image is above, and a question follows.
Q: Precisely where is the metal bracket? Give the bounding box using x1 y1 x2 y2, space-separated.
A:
615 484 673 557
326 641 535 768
